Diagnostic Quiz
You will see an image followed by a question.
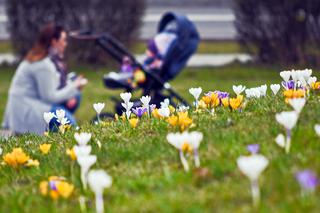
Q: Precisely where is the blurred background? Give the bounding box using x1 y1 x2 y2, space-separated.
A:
0 0 318 67
0 0 320 122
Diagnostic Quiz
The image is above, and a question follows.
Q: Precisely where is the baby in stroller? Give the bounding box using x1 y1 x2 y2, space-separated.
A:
143 31 177 70
108 30 177 89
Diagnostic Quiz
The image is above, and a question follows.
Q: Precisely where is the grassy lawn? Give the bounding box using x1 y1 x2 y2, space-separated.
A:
0 40 243 55
1 64 320 212
132 40 243 54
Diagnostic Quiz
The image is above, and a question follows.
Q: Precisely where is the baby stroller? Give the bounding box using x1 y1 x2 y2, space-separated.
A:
71 12 200 119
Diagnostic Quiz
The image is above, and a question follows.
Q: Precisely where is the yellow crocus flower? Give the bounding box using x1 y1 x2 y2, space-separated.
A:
129 118 139 128
39 144 51 154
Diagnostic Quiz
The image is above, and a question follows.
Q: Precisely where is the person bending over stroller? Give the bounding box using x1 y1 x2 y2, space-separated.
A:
2 23 87 135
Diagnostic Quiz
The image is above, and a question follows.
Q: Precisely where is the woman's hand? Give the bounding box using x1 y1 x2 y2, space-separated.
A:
74 75 88 90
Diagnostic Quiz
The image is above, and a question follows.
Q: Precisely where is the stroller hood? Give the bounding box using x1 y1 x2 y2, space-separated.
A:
157 12 200 81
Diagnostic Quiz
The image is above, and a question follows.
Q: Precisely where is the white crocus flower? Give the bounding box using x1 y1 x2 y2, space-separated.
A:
298 76 307 88
189 87 202 100
74 145 92 157
275 111 298 153
93 103 105 123
88 170 112 213
74 132 92 146
245 88 261 99
291 71 299 82
233 85 246 96
189 87 202 108
121 101 134 120
77 155 97 190
120 92 132 103
0 147 2 155
140 95 151 116
270 84 280 95
189 131 203 167
56 117 70 125
237 154 269 206
275 134 286 148
280 71 291 82
308 76 317 87
121 102 134 112
288 98 306 114
177 105 190 112
167 131 203 171
158 107 170 117
93 103 105 114
160 98 170 108
275 111 298 130
125 110 131 120
314 124 320 136
55 109 66 122
43 112 55 124
304 69 312 80
259 85 267 96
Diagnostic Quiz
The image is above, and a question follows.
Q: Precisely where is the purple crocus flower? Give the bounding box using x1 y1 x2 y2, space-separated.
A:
149 104 156 112
49 180 57 190
295 170 319 192
247 144 260 154
282 80 295 90
205 91 213 97
214 90 229 99
132 107 147 117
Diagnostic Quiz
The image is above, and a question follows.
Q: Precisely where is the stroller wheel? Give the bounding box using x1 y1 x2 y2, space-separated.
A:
91 112 115 124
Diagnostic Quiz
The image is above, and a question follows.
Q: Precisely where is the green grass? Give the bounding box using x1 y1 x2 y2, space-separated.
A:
1 64 320 212
0 40 242 54
132 40 243 54
0 41 13 53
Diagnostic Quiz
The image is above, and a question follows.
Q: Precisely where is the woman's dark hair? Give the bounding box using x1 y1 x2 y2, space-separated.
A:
25 23 65 62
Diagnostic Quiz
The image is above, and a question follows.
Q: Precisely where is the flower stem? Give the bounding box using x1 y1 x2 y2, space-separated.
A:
251 179 260 207
95 194 104 213
81 170 87 190
194 149 200 168
97 113 101 123
179 150 189 172
285 129 291 154
79 196 87 213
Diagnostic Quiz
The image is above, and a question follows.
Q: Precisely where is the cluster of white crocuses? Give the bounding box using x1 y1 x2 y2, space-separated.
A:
166 131 203 172
280 69 316 89
43 109 70 132
73 132 112 213
245 85 267 98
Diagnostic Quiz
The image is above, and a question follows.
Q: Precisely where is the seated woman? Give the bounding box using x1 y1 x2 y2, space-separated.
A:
2 23 87 135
